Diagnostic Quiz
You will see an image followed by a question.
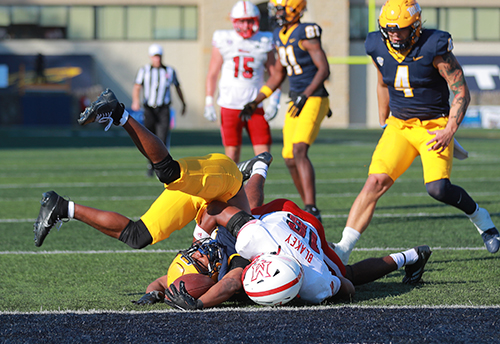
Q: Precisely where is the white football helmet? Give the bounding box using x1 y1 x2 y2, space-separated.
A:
242 252 304 306
230 1 260 39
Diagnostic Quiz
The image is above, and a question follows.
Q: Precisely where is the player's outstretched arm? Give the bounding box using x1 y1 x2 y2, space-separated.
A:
198 268 244 308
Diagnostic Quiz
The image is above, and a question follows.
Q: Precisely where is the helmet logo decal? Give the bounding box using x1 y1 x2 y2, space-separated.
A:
407 4 421 17
250 259 272 281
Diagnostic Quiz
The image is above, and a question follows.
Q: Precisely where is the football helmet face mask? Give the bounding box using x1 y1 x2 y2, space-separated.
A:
268 0 307 27
379 0 422 51
242 252 304 306
166 238 223 285
231 1 260 39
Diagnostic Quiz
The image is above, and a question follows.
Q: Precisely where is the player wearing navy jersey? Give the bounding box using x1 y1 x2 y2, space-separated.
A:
240 0 331 222
333 0 499 265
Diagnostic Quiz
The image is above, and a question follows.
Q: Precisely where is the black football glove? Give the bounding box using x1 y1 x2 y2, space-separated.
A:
131 290 165 305
326 108 333 118
164 281 203 311
239 101 258 122
289 94 307 117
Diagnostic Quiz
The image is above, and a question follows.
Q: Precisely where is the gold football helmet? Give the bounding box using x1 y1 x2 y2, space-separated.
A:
268 0 307 27
379 0 422 51
166 238 222 285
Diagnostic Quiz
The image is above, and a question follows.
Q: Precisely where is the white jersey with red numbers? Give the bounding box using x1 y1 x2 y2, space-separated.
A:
212 29 273 109
235 211 342 304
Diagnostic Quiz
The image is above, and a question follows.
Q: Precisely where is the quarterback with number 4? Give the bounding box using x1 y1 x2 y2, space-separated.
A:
240 0 331 222
332 0 499 265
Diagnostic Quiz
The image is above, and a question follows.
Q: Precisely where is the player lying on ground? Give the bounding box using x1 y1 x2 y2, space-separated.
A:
33 89 272 249
133 176 432 309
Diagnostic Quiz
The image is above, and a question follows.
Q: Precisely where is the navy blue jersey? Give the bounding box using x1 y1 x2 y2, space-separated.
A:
273 22 328 96
213 226 239 281
365 29 453 120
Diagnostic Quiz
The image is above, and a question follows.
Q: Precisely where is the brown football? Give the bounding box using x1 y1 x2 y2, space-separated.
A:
171 273 215 299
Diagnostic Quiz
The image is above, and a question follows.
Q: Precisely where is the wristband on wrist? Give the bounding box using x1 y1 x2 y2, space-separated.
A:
259 85 273 99
380 123 387 129
205 96 213 106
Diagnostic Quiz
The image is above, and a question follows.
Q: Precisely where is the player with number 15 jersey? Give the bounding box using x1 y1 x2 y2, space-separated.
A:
214 29 274 109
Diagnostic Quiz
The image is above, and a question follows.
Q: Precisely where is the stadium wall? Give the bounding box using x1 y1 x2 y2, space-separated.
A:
0 0 499 129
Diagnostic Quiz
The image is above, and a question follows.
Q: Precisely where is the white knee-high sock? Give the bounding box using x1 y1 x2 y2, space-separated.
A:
336 227 361 252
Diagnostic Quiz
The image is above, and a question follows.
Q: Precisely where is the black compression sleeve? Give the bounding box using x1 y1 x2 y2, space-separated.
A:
152 155 181 184
226 211 255 237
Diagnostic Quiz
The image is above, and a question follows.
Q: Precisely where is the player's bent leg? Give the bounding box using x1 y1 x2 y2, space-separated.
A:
118 220 153 249
333 174 393 264
427 179 499 253
141 189 206 245
345 256 397 285
425 179 476 214
166 153 243 203
224 145 241 163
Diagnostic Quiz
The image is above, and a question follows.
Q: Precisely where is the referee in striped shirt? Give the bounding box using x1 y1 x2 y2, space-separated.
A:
132 44 186 175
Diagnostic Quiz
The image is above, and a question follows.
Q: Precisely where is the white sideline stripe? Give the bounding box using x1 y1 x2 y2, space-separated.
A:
1 304 499 315
2 176 500 189
0 246 488 255
3 191 499 203
0 182 160 189
269 191 500 199
0 249 179 255
4 211 500 223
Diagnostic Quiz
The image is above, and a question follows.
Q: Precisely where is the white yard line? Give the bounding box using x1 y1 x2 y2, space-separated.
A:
1 304 499 315
0 246 488 255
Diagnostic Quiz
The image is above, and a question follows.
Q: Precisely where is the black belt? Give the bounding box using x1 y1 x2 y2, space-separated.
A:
144 104 169 109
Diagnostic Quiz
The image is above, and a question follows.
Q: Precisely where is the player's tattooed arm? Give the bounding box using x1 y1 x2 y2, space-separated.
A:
436 52 471 126
427 52 471 153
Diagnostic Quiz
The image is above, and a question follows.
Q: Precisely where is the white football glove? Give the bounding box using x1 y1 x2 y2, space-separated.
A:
204 105 217 122
453 138 468 160
264 89 281 122
203 96 217 122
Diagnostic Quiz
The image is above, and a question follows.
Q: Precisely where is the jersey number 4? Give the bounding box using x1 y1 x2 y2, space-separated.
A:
233 56 254 79
394 65 414 97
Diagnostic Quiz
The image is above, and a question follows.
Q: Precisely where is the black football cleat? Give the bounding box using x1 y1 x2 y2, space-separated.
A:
481 228 500 253
402 245 432 285
304 205 322 223
33 191 66 247
78 88 125 130
237 152 273 182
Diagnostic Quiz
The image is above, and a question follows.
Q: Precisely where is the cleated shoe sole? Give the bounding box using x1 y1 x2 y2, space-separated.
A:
481 228 500 253
402 245 432 285
78 89 120 130
33 191 63 247
237 152 273 182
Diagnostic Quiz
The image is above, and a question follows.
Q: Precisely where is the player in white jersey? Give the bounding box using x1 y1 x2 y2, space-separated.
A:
204 1 280 163
148 187 432 309
198 198 433 305
236 210 341 303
